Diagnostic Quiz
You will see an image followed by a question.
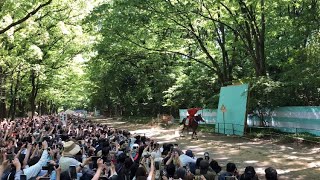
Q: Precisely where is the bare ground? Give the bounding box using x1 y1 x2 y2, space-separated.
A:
93 117 320 180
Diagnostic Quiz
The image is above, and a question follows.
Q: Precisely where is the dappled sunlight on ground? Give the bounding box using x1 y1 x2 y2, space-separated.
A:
93 117 320 179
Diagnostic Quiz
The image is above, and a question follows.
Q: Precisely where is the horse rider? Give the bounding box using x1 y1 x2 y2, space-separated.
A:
187 107 202 126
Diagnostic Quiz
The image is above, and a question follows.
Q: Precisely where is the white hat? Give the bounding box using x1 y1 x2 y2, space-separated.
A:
63 141 81 156
132 144 139 149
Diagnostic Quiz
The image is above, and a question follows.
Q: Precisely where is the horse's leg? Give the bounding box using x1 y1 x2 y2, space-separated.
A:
191 130 194 139
193 125 198 140
194 130 198 140
181 124 187 137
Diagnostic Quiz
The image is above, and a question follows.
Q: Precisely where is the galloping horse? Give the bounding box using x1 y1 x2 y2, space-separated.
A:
180 114 206 139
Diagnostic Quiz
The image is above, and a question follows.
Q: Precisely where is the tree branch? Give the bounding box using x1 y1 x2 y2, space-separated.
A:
114 31 217 73
0 0 53 34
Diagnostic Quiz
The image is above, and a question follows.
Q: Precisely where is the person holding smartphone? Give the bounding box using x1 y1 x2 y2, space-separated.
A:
59 141 84 172
22 141 50 180
12 158 23 180
92 158 118 180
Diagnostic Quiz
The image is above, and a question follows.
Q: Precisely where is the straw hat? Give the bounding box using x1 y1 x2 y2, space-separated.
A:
63 141 81 156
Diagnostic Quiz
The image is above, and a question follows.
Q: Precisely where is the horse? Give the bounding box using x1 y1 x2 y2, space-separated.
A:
180 114 206 139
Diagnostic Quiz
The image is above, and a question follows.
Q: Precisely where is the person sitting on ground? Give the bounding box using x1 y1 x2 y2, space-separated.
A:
218 162 239 180
209 160 222 174
195 159 216 180
239 166 258 180
165 149 182 168
176 167 187 179
195 157 204 170
265 167 278 180
180 150 196 166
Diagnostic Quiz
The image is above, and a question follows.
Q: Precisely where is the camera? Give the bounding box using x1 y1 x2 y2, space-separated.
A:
204 152 210 160
42 136 51 142
91 156 99 169
20 175 27 180
144 153 151 158
170 146 174 152
42 162 58 173
69 165 77 179
155 161 160 170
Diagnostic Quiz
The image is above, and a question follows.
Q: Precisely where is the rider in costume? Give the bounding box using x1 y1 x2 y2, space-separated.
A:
187 107 202 126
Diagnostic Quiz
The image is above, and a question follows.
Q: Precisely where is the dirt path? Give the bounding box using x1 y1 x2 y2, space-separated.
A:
94 117 320 180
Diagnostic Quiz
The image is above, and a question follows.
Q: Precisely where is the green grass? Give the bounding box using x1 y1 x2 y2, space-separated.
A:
246 127 320 144
198 124 215 133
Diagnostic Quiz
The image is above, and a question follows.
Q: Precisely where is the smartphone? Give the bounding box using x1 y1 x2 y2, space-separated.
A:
42 166 49 170
91 156 99 169
155 161 160 170
6 154 14 162
170 146 174 152
144 154 150 158
105 159 111 166
69 165 77 179
20 175 27 180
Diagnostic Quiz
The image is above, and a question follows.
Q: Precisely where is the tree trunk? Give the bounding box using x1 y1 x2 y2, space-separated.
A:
9 71 21 120
238 0 266 76
259 0 266 75
29 70 39 119
8 77 14 118
0 67 6 119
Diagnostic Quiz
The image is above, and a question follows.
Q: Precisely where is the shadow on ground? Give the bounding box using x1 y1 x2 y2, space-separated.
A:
93 117 320 180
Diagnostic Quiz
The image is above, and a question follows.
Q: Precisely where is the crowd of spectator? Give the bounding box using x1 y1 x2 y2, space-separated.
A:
0 115 279 180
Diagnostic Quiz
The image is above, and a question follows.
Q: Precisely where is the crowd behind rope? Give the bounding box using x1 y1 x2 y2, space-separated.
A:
0 116 279 180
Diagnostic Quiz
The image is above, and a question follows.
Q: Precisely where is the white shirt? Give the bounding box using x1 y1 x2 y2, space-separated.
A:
59 156 81 172
179 154 197 166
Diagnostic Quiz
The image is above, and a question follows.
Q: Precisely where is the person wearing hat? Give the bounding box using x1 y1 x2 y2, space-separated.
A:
130 143 140 163
59 141 91 173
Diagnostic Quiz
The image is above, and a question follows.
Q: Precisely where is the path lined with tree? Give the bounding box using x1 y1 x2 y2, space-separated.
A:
0 0 319 119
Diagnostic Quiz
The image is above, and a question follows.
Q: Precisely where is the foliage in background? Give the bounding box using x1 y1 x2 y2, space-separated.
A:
0 0 319 121
86 0 320 118
0 0 101 118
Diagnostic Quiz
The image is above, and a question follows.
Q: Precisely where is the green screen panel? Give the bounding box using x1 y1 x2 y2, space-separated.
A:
215 84 249 136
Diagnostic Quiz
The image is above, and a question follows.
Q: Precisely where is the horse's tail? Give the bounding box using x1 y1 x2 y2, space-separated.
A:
180 118 186 125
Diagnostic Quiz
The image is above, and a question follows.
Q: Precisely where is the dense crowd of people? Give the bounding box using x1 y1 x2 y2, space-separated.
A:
0 115 279 180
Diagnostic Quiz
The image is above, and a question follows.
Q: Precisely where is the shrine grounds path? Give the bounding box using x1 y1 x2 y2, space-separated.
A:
93 117 320 180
